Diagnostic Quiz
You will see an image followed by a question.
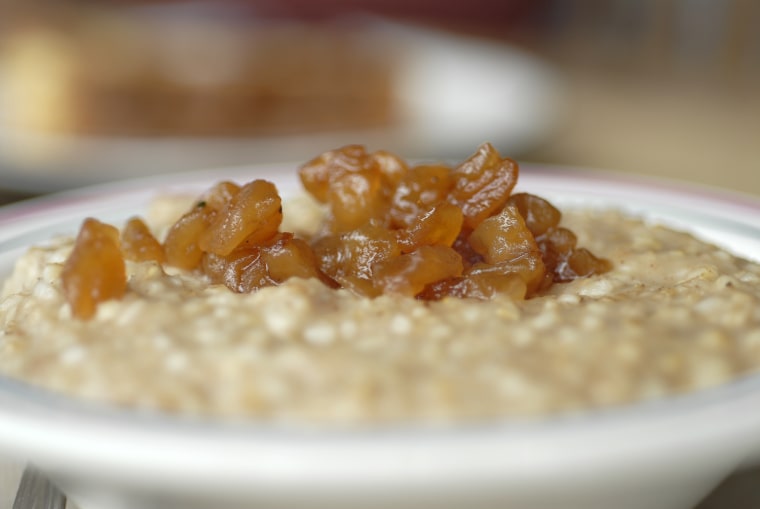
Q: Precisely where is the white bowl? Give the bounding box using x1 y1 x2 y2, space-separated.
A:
1 165 760 509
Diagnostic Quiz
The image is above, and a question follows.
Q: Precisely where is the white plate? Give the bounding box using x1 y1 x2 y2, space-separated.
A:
1 167 760 509
0 23 561 192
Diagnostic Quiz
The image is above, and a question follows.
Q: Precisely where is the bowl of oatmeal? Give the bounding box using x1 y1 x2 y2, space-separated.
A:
1 145 760 509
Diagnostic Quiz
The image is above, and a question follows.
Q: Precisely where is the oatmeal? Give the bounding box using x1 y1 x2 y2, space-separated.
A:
0 145 759 424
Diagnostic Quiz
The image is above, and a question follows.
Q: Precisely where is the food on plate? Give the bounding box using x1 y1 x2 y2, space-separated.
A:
0 6 393 137
60 142 609 318
1 144 759 424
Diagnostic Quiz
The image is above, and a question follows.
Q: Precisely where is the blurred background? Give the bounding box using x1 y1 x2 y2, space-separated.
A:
0 0 758 201
0 2 759 507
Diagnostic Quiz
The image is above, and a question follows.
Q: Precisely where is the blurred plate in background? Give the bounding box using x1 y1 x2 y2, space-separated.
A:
0 18 561 192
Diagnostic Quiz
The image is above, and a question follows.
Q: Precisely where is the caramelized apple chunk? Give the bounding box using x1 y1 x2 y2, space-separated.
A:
389 164 454 228
199 179 282 256
372 150 409 190
122 217 165 264
312 223 400 297
202 234 323 294
373 245 463 297
261 233 323 283
451 229 484 270
535 224 610 282
199 181 241 211
61 143 612 320
299 145 398 232
448 142 519 230
469 204 541 266
419 272 527 301
508 193 561 237
299 145 362 203
395 202 463 254
211 248 271 294
164 203 216 270
566 248 612 279
465 204 545 295
62 218 127 319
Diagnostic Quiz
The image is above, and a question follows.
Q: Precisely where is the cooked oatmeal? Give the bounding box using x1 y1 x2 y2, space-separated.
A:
1 206 759 423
